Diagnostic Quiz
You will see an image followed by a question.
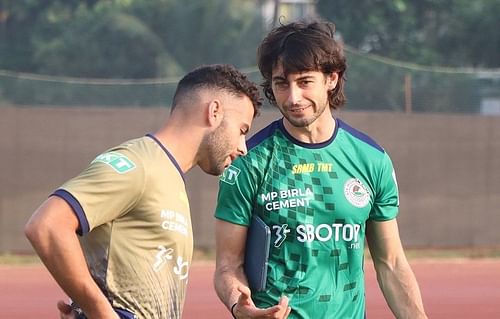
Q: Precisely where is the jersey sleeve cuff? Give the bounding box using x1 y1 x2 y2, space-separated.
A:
214 215 250 227
51 189 90 235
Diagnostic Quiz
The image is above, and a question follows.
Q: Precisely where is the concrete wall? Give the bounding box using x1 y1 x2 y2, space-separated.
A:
1 106 499 253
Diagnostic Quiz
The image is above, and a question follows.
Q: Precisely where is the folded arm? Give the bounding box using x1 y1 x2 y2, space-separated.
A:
25 196 118 319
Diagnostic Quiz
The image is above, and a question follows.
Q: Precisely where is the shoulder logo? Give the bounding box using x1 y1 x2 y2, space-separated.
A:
220 165 240 185
92 152 136 173
344 178 370 208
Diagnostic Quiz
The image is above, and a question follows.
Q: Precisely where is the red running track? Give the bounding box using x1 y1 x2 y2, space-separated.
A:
1 259 499 318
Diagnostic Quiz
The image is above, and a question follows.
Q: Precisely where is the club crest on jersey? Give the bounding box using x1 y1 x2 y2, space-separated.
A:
220 165 240 185
343 178 370 208
92 152 136 173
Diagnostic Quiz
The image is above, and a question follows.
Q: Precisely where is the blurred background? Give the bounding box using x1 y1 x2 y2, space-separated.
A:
1 0 499 255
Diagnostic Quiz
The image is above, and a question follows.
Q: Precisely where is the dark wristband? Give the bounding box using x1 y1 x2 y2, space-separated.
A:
230 302 238 318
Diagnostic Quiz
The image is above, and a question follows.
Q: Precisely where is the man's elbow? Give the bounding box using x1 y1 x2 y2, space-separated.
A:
24 218 41 245
214 261 244 283
24 214 51 249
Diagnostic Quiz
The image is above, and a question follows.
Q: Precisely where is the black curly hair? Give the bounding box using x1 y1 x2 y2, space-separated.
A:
258 19 347 110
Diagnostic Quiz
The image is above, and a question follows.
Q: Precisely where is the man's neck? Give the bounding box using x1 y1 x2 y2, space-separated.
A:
153 124 201 174
283 113 336 144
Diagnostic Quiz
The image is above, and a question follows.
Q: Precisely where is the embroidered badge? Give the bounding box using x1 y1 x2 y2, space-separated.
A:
343 178 370 208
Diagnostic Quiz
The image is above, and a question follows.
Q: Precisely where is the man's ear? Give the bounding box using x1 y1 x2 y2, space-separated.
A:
327 73 339 91
207 99 223 127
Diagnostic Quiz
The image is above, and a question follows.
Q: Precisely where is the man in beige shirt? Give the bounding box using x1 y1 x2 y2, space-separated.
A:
25 64 261 319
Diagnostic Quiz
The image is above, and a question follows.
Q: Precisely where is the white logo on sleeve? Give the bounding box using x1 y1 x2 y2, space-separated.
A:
220 165 240 185
343 178 370 208
92 152 136 173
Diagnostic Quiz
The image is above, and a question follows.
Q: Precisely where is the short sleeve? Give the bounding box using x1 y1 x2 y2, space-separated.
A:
214 159 256 227
369 152 399 221
52 148 145 234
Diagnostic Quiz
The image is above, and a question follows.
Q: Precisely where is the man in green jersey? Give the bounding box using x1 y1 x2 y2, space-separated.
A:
214 20 428 318
25 64 261 319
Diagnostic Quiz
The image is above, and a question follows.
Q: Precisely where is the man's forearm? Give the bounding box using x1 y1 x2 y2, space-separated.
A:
26 222 116 318
376 259 427 319
214 265 248 309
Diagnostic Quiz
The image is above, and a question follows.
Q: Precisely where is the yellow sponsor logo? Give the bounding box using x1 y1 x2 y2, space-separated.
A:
292 162 332 174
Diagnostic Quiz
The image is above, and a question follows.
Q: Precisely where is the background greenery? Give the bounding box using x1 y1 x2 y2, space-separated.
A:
0 0 264 77
0 0 498 112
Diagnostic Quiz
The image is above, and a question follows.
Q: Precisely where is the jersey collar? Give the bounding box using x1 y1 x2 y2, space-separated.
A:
277 117 339 149
146 133 185 182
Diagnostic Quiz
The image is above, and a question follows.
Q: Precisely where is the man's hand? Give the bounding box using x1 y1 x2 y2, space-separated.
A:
56 300 121 319
57 300 76 319
232 286 291 319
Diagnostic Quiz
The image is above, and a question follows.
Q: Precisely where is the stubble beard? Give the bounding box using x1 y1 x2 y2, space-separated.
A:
283 101 328 128
200 121 231 176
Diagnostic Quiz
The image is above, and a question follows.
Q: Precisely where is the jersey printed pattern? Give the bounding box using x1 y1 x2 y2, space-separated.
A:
216 119 399 319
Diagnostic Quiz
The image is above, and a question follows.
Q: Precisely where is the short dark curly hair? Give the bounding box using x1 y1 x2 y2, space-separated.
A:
173 64 262 117
258 19 347 110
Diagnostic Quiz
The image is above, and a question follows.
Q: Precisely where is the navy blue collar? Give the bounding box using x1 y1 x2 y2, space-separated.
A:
277 117 338 149
146 133 185 182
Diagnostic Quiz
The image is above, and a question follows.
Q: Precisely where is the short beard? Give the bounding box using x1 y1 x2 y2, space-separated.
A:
284 114 317 127
283 107 323 128
199 121 230 176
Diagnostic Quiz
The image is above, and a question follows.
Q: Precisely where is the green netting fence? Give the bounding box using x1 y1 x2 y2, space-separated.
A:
1 49 499 114
343 47 500 114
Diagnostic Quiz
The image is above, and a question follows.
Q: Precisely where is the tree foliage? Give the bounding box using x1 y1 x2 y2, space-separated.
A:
0 0 497 112
0 0 264 78
1 0 498 78
317 0 500 68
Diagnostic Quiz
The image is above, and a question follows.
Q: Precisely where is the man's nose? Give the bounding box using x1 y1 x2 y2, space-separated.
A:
237 135 248 156
286 85 302 105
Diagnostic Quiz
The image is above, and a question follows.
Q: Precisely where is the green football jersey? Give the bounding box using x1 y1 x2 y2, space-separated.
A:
215 118 399 319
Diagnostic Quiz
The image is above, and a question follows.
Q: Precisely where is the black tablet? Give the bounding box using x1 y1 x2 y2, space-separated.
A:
244 215 271 292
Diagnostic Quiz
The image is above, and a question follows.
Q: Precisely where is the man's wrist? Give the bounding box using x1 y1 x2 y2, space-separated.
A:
230 302 237 319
